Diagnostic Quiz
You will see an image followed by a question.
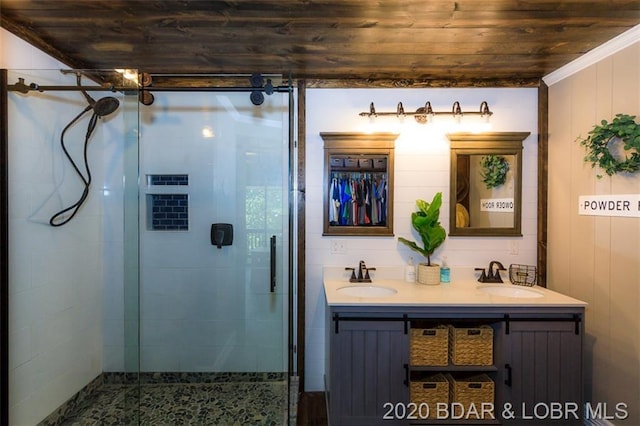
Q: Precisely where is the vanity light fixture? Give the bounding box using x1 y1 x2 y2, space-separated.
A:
359 101 493 124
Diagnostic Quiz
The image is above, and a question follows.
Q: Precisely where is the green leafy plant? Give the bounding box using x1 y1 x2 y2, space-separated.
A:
480 155 510 189
577 113 640 178
398 192 446 266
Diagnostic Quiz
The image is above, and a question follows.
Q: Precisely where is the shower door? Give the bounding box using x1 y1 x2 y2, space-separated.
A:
137 87 291 423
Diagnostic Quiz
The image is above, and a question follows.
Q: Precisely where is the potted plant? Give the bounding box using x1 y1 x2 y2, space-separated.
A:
398 192 447 285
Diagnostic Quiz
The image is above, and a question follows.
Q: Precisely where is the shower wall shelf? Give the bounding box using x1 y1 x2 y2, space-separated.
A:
145 174 190 231
321 132 398 237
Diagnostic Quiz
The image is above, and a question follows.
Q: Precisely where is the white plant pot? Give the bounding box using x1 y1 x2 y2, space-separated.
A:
417 263 441 285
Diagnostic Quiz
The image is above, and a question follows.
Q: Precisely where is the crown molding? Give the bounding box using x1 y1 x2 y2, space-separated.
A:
543 24 640 86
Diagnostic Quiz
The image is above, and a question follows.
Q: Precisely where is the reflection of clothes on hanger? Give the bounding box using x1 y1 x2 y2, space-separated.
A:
356 178 363 224
351 178 358 225
362 177 371 224
329 177 340 225
377 177 386 224
341 177 351 225
329 171 388 226
370 176 378 224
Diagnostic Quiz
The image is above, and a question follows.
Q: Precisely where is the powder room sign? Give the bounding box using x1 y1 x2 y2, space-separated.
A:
578 194 640 217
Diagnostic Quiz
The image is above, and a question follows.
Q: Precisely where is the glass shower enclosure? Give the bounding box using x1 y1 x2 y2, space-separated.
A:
2 69 294 425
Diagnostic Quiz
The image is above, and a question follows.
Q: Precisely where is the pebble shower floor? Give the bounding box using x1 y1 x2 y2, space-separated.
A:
38 374 293 426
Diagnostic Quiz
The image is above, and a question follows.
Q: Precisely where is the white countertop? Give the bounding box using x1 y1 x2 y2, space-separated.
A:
323 267 588 308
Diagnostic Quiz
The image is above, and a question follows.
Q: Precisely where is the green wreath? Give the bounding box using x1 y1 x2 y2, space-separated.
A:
578 113 640 178
480 155 510 189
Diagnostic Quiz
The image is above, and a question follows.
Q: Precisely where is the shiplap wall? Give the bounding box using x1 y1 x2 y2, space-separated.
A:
547 41 640 424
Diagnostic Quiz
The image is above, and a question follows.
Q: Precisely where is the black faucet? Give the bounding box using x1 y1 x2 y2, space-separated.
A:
358 260 367 281
345 260 375 283
488 261 506 283
476 261 507 283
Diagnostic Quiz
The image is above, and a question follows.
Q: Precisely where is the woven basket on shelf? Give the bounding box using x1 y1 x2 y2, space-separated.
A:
410 325 449 366
448 325 493 366
410 373 449 419
446 373 495 420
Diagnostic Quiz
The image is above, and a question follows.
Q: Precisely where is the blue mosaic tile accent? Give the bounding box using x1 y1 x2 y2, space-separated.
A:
148 174 189 186
149 194 188 230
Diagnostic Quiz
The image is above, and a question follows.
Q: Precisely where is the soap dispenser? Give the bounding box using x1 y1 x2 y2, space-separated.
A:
405 257 416 283
440 256 450 283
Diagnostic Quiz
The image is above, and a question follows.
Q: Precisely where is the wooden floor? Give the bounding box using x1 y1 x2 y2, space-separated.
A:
296 392 328 425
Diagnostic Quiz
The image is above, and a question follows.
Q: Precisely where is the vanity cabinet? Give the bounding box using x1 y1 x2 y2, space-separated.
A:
327 318 409 425
501 319 583 426
326 307 584 426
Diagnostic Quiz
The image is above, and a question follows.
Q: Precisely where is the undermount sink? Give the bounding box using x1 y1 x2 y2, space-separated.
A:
478 284 544 299
337 285 397 298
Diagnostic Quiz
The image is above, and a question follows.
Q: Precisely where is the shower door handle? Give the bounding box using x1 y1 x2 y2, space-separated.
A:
270 235 276 293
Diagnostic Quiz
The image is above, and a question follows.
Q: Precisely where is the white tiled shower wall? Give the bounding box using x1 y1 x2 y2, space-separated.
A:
3 30 127 425
304 88 539 391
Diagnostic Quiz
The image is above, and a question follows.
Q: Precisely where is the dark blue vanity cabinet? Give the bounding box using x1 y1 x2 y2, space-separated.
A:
326 306 584 426
501 319 583 426
327 318 409 425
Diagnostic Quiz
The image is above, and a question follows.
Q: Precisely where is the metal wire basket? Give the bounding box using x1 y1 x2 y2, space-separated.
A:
508 264 537 286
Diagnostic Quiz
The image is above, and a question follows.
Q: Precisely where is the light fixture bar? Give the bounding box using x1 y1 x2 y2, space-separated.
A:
359 101 493 124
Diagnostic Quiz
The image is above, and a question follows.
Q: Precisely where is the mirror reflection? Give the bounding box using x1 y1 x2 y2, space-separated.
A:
449 132 530 236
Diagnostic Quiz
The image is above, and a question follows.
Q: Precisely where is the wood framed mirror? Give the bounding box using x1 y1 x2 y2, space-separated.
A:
320 132 398 236
448 132 530 237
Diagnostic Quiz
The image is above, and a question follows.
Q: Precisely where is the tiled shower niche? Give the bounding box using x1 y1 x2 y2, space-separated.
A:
146 174 189 231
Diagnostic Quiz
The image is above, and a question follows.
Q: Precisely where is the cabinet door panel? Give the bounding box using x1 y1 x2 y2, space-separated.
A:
503 321 582 425
330 320 409 425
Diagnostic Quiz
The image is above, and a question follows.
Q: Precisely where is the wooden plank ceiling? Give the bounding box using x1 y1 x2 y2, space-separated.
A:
1 0 639 86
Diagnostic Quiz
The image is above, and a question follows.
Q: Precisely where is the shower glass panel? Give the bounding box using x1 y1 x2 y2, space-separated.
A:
4 69 292 425
5 69 140 425
137 83 291 423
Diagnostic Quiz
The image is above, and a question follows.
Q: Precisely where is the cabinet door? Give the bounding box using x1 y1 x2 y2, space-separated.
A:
329 320 409 426
502 320 582 425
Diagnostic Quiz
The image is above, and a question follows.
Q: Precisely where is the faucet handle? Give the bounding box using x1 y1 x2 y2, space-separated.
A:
364 267 376 281
475 268 487 282
345 267 356 282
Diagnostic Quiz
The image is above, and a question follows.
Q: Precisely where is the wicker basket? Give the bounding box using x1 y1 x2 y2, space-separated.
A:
446 373 495 420
410 373 449 419
449 325 493 366
410 326 449 366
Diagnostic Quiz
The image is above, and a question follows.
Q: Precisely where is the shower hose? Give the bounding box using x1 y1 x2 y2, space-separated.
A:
49 106 100 227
